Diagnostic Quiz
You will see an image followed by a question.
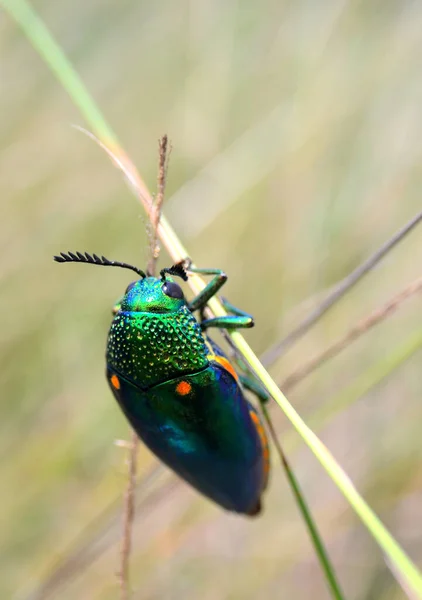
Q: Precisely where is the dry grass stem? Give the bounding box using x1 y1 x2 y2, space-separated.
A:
281 275 422 392
262 210 422 366
119 135 170 600
118 431 139 600
148 134 170 274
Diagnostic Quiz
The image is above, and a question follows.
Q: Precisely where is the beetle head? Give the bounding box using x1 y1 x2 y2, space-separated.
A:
53 251 189 314
121 275 186 314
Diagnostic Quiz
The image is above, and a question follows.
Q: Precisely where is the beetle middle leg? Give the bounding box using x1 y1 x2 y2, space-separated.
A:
200 297 254 331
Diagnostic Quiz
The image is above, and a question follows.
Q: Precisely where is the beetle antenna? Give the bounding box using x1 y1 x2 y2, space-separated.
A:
53 251 146 278
160 261 188 282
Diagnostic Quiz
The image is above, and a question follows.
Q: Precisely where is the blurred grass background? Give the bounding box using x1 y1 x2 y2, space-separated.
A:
1 1 422 598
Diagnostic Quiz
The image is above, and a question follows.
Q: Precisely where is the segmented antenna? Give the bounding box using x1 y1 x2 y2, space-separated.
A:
53 251 146 278
160 261 188 282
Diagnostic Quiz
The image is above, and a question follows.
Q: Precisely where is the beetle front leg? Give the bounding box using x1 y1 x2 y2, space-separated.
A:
187 266 228 312
187 265 254 330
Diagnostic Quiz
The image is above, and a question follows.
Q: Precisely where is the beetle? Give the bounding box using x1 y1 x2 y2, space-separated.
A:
54 251 269 516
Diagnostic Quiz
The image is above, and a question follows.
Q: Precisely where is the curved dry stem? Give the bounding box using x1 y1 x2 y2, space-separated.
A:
26 469 174 600
261 210 422 366
118 136 170 599
281 275 422 392
118 431 138 600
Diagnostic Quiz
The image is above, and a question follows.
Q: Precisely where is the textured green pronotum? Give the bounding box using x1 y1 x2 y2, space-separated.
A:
108 279 208 387
2 0 422 597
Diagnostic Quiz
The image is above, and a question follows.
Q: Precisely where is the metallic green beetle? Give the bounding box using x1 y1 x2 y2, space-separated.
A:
54 251 269 516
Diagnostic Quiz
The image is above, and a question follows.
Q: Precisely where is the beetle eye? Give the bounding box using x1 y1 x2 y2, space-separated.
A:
162 281 184 299
125 281 137 294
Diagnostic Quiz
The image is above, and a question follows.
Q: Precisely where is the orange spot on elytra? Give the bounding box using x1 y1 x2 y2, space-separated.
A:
111 374 121 390
176 380 192 396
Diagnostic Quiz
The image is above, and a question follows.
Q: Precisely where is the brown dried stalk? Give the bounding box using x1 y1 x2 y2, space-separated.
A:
118 135 169 600
148 134 170 274
281 275 422 392
262 210 422 367
118 432 138 600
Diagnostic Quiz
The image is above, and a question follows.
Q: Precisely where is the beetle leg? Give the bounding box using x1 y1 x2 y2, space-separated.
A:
187 267 227 311
200 315 254 330
225 350 270 404
220 297 254 321
187 266 254 331
239 374 270 404
200 297 254 330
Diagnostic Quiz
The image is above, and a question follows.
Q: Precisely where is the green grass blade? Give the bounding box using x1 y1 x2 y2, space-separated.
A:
261 404 345 600
1 0 117 146
232 330 422 598
309 327 422 434
239 372 344 597
277 328 422 465
3 0 422 597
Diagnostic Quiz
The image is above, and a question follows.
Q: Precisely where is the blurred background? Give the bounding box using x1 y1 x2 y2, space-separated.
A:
1 1 422 598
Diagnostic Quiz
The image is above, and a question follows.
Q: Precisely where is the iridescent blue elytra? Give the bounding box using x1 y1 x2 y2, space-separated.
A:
54 252 270 516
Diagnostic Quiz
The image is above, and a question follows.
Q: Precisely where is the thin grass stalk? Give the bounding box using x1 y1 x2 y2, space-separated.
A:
118 431 138 600
262 210 422 366
118 136 169 598
308 326 422 434
281 275 422 391
28 470 175 600
230 348 344 597
232 332 422 598
147 135 170 274
261 403 345 599
3 1 422 596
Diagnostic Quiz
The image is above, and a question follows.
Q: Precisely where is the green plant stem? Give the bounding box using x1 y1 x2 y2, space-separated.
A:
235 331 422 597
261 403 345 600
1 0 117 146
3 1 422 596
